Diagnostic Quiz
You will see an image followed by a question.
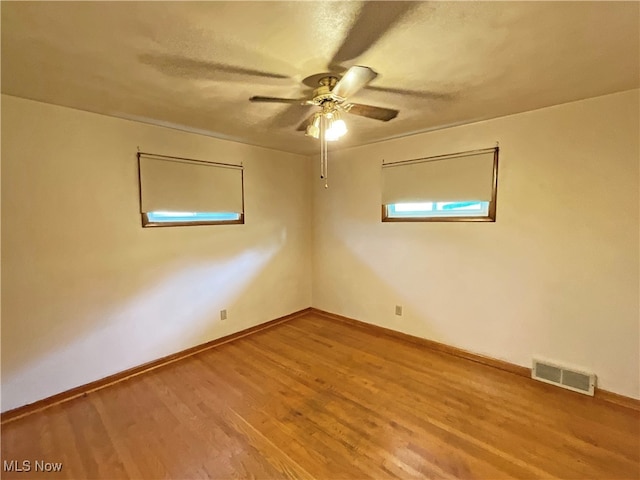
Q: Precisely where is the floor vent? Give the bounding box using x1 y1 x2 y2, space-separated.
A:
532 358 596 396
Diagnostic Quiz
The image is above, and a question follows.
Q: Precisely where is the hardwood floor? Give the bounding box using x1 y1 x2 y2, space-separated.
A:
1 312 638 479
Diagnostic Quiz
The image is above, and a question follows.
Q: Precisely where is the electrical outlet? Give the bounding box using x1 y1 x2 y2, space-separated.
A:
220 309 227 321
395 305 403 316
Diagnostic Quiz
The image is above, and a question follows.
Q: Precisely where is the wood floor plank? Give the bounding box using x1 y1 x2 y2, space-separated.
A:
296 316 640 450
247 322 548 479
1 313 638 479
288 316 640 478
196 345 380 478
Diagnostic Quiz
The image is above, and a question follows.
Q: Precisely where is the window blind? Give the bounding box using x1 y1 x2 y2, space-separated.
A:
138 154 243 213
382 148 497 204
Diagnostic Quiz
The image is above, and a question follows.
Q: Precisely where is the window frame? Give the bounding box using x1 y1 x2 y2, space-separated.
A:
381 147 499 223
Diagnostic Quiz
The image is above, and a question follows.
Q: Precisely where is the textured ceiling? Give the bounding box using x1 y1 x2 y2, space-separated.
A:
2 1 638 155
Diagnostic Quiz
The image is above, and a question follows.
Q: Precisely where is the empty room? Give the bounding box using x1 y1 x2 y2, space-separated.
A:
1 1 638 479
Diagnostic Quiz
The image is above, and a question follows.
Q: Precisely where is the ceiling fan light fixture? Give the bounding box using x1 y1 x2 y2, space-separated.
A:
325 110 347 141
305 123 320 139
330 118 347 138
325 124 340 141
305 113 321 138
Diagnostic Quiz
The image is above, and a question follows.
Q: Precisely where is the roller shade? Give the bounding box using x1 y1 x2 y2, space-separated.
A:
382 148 497 204
139 154 243 213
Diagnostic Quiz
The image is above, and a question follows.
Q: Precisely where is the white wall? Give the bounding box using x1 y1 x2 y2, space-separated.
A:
1 95 312 412
312 89 640 399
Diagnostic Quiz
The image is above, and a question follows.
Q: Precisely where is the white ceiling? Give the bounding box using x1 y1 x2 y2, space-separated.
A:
2 1 638 155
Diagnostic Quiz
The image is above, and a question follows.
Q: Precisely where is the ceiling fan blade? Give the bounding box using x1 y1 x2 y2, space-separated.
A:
330 2 416 67
332 66 378 99
296 112 317 131
250 96 308 105
345 103 399 122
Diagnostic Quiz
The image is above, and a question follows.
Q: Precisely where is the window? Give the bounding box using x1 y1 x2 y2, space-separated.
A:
138 152 244 227
381 147 498 222
144 211 242 226
386 201 490 218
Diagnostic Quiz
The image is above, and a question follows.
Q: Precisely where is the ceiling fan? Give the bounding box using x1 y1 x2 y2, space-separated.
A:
249 65 399 186
249 65 399 136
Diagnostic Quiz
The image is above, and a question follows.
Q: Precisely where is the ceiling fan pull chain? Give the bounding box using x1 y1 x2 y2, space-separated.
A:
320 115 326 179
319 143 323 179
322 115 329 188
324 145 328 188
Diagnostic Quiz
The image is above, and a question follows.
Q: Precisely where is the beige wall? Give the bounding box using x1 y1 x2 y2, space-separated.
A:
312 89 640 399
2 89 638 411
1 95 312 412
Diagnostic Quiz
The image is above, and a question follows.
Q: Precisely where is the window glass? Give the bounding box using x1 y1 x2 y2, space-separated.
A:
146 211 241 223
387 202 489 218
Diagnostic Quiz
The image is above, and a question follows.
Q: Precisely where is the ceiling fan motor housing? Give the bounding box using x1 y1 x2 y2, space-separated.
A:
312 76 342 105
